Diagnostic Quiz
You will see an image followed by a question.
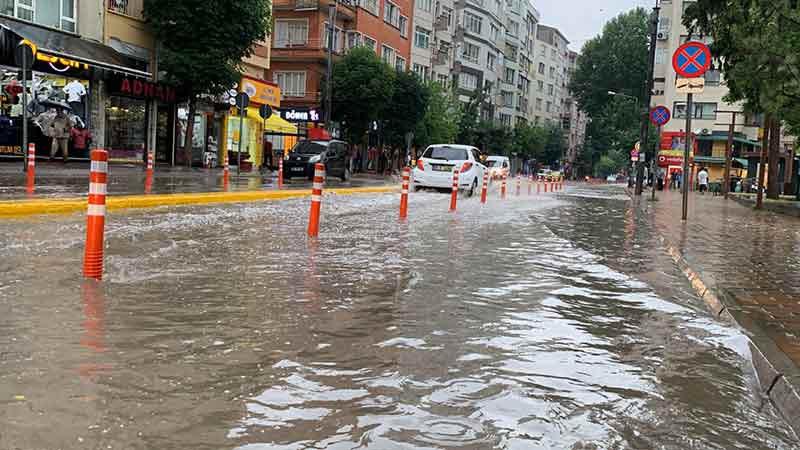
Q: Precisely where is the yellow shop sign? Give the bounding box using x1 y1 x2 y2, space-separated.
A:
240 76 280 108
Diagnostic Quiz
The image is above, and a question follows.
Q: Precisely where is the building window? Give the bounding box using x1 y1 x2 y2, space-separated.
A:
399 15 408 38
704 69 721 85
547 84 554 95
384 0 400 28
414 27 431 49
442 7 453 29
459 72 478 91
274 19 309 47
462 42 479 63
464 12 482 35
502 90 513 107
323 22 342 52
538 63 545 74
537 80 544 91
363 36 377 52
487 52 496 70
273 71 307 98
381 45 396 65
504 67 514 84
506 19 519 36
361 0 379 15
551 48 557 60
417 0 432 12
674 101 718 120
490 23 499 42
546 101 552 112
412 63 430 81
535 98 542 110
437 73 449 85
2 0 77 31
347 31 362 49
505 44 517 62
549 67 555 78
395 55 406 71
654 47 668 65
499 113 512 126
106 95 146 162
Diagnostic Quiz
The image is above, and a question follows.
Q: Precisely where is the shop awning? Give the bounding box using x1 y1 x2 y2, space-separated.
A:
246 107 298 134
695 134 761 147
0 17 152 78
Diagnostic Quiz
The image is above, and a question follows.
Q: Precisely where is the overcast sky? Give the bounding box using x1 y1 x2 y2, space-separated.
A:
536 0 654 52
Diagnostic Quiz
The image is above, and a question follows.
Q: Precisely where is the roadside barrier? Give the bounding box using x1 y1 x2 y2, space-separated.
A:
26 143 35 194
223 149 230 190
516 174 521 196
450 169 459 211
544 177 548 193
537 177 541 194
307 163 324 237
399 166 410 219
278 157 284 188
480 171 488 204
551 180 555 192
144 150 154 194
560 176 564 191
83 149 108 280
501 174 507 198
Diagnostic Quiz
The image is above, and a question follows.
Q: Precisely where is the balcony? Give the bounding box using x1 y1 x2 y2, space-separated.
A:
108 0 144 19
433 14 450 31
272 38 347 61
274 0 357 20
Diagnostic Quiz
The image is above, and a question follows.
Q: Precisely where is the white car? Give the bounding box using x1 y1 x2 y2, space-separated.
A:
413 144 487 197
485 155 510 180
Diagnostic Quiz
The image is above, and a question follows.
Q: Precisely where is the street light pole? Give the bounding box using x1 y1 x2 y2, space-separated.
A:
325 0 337 133
635 2 660 196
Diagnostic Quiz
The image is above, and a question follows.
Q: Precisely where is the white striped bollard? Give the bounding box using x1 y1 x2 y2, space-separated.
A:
26 143 35 193
480 170 488 204
83 149 108 280
399 166 410 219
307 163 325 237
450 168 459 211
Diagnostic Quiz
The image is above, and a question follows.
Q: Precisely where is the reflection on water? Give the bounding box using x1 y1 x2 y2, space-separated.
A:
0 185 795 449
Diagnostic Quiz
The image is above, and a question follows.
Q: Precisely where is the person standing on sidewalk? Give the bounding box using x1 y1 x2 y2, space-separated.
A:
70 123 91 159
49 108 73 163
697 167 709 194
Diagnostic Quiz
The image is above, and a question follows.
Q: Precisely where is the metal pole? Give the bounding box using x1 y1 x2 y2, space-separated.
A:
237 108 244 176
651 125 660 201
682 92 692 220
722 112 736 198
635 3 660 196
325 1 336 132
756 116 769 209
21 49 28 173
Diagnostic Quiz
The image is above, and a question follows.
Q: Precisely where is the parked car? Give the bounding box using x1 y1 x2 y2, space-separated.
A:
537 169 552 180
412 144 487 196
485 156 510 180
283 140 351 181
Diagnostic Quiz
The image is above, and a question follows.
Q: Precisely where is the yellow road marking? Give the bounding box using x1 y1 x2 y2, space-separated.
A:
0 186 399 219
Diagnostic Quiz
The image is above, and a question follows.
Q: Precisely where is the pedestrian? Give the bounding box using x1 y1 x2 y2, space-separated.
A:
50 108 73 163
697 167 709 194
69 123 91 158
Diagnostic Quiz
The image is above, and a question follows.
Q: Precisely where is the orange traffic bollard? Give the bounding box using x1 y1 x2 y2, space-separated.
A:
537 177 541 194
480 170 488 204
516 174 521 196
528 174 532 196
83 149 108 280
501 173 507 199
307 163 325 237
544 178 548 193
450 168 459 211
399 166 410 219
25 143 35 194
278 157 284 188
222 148 230 190
144 150 154 194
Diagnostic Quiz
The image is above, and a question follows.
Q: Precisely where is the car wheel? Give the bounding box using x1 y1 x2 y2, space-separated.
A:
468 178 477 197
414 185 424 192
341 166 350 182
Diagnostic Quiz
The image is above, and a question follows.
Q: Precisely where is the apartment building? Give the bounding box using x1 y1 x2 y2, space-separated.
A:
563 50 587 174
532 24 569 125
410 0 456 84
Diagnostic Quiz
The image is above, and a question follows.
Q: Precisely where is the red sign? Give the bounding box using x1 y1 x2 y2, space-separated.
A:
114 77 177 103
672 41 711 78
658 155 685 167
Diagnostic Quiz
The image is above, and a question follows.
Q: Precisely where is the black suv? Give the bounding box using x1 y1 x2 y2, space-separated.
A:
283 140 351 181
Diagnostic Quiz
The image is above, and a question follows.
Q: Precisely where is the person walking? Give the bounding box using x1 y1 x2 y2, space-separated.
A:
70 123 91 158
697 167 709 194
49 108 73 163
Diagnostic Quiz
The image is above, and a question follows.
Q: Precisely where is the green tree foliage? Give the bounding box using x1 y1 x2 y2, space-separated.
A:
541 123 567 165
683 0 800 198
414 82 461 147
456 85 491 145
512 122 546 160
330 47 395 144
595 155 619 178
569 7 651 176
384 71 430 149
144 0 271 164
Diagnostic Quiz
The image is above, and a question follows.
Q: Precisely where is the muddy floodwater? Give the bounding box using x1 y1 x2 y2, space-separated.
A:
0 184 795 449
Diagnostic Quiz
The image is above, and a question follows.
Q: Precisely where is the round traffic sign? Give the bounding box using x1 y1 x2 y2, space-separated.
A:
672 41 711 78
259 104 272 119
650 105 671 126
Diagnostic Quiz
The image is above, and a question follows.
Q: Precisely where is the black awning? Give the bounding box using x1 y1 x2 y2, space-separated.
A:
0 16 152 78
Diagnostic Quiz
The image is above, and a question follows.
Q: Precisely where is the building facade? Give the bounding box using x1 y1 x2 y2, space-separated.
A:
562 50 587 175
532 24 569 125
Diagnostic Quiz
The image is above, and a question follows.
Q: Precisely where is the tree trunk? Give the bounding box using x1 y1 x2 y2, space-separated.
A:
767 118 781 199
183 95 197 168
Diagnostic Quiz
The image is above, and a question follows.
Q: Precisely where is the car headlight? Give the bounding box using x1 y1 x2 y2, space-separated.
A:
308 155 321 163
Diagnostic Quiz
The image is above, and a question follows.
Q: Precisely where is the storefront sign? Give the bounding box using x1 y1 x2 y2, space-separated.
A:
0 145 22 155
240 76 280 108
278 107 321 123
112 77 177 103
15 39 91 77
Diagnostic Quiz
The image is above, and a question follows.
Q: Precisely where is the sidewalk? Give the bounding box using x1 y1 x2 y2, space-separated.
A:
0 162 396 200
637 189 800 432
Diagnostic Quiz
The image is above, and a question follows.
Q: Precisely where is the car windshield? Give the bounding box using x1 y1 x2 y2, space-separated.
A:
423 146 468 161
291 141 327 155
486 160 498 167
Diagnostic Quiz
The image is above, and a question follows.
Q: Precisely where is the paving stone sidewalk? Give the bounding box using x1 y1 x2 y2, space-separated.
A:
637 189 800 431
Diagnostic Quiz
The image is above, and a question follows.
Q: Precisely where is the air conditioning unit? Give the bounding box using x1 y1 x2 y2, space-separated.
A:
657 32 667 40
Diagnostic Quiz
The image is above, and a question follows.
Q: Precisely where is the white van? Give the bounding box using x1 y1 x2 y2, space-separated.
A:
485 156 510 180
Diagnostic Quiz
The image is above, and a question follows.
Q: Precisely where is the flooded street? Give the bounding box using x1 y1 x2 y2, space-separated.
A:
0 184 796 449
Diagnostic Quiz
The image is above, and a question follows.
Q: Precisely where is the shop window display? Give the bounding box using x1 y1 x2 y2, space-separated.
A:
105 96 146 162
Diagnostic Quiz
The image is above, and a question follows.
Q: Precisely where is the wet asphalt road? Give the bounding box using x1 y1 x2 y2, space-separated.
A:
0 183 796 449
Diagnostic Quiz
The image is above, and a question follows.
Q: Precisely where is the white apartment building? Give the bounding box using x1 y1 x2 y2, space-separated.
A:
532 24 569 125
564 50 587 171
411 0 456 84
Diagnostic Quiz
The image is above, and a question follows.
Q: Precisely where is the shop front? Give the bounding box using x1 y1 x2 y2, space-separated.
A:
0 16 152 163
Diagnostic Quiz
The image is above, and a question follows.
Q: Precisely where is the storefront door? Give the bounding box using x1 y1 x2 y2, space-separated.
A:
156 103 173 163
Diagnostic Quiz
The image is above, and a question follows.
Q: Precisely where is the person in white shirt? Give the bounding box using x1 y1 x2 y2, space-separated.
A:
697 167 709 194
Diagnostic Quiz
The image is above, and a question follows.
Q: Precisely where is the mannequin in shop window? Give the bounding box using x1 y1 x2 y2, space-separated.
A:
63 79 86 118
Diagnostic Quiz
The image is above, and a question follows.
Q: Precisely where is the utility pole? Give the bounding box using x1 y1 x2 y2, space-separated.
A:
325 1 337 133
756 115 769 210
635 2 660 196
682 94 693 220
717 110 738 198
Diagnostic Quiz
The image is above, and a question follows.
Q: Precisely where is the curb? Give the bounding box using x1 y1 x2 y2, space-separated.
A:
729 194 800 218
0 186 399 219
626 188 800 436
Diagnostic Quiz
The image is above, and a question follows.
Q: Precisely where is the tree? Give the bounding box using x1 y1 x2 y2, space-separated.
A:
330 47 395 145
456 84 491 145
683 0 800 199
512 122 546 160
414 82 461 148
384 71 430 152
541 123 566 166
144 0 271 166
